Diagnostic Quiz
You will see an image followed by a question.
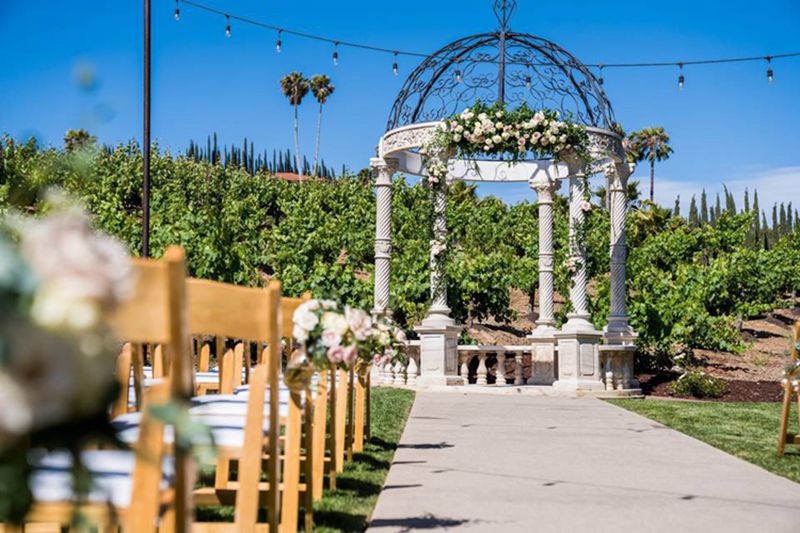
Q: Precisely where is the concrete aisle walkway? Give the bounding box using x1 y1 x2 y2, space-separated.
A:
367 391 800 533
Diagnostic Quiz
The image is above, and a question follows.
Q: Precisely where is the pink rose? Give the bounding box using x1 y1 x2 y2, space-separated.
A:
342 345 358 367
321 328 342 348
326 345 344 364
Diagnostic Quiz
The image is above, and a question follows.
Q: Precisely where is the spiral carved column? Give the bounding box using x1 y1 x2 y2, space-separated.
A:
527 173 559 385
371 157 398 318
530 175 559 328
553 151 604 392
603 162 637 344
415 149 461 387
567 171 590 319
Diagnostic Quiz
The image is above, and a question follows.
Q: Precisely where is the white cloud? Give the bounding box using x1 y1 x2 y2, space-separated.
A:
645 166 800 215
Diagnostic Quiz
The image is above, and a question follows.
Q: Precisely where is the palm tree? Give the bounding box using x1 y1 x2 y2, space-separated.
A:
626 127 674 203
280 72 310 175
310 75 335 177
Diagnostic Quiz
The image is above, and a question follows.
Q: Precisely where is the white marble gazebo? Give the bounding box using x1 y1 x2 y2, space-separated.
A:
370 0 640 395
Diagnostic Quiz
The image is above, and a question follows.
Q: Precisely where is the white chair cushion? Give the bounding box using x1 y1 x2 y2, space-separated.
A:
29 449 173 509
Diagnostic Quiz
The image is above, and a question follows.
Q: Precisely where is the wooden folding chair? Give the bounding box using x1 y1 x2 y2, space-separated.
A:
19 246 192 533
777 319 800 455
184 279 304 533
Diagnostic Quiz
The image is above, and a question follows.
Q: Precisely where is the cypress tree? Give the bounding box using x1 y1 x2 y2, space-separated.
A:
673 195 681 217
744 188 750 212
725 186 736 213
772 204 779 240
688 196 699 226
780 203 788 235
700 189 709 225
787 202 793 232
762 211 769 248
753 190 761 241
714 193 722 220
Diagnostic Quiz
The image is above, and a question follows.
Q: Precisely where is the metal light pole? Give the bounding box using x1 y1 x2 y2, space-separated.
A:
142 0 151 257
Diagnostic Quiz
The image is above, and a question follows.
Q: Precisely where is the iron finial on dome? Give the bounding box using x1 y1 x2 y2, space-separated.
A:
387 0 615 132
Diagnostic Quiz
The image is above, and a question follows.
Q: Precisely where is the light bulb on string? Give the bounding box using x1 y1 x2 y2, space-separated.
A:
333 43 339 66
454 68 462 84
174 0 180 21
678 63 685 91
392 52 399 76
525 75 532 89
276 30 282 53
766 57 774 85
225 15 231 38
598 65 604 86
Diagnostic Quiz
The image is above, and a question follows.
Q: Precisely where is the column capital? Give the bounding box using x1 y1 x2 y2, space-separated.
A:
529 174 561 203
604 161 634 191
370 157 399 184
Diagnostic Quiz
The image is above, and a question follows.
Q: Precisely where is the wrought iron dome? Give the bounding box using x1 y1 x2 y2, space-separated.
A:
386 0 616 132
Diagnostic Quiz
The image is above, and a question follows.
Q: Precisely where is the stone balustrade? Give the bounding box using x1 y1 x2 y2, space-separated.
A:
375 342 558 387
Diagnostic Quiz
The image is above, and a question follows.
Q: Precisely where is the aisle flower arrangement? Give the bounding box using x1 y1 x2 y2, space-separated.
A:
0 194 133 521
290 301 407 381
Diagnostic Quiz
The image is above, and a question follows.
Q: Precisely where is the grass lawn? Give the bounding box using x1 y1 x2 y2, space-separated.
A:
608 398 800 484
196 387 415 531
313 387 415 532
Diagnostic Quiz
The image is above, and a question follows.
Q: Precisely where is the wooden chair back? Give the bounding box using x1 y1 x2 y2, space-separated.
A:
110 246 192 414
186 279 283 532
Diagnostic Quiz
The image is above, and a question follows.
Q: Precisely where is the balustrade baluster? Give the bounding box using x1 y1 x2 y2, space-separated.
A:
476 353 488 385
406 356 418 386
393 361 406 386
459 353 470 385
495 352 506 385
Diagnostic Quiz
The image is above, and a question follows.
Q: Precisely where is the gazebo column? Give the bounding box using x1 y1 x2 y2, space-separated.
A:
554 153 604 392
370 157 398 318
415 149 462 386
600 162 639 391
527 172 559 385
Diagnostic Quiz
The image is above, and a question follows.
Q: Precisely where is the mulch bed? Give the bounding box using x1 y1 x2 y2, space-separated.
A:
638 373 784 402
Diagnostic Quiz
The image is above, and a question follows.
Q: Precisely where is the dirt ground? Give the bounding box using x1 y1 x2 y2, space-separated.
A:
465 289 799 402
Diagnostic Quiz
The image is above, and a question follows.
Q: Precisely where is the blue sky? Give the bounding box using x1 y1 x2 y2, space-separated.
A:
1 0 799 211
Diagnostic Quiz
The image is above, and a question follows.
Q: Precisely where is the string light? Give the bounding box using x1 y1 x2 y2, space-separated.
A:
392 52 399 75
174 0 180 21
766 56 774 84
678 63 685 91
333 43 339 66
525 74 531 89
176 0 800 81
225 14 231 38
454 67 462 84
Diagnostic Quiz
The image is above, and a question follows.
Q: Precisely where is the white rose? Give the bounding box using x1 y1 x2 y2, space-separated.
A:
321 311 349 336
492 135 502 144
345 307 372 341
294 308 319 332
453 134 461 142
293 324 309 343
559 134 567 143
321 328 342 348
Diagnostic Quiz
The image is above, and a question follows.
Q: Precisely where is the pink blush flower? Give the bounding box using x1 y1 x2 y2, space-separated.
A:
342 345 358 367
321 329 341 348
326 345 344 365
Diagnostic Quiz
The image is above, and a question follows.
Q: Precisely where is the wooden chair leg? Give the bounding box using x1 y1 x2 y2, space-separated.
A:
346 368 355 463
353 375 365 453
778 382 792 456
335 368 348 474
365 373 372 442
312 371 328 501
302 387 315 530
215 456 231 489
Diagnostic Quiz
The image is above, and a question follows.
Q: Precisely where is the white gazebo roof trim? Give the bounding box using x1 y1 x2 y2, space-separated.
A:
378 122 625 181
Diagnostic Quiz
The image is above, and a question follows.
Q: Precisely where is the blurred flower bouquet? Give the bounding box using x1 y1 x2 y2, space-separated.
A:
288 301 408 383
0 193 132 522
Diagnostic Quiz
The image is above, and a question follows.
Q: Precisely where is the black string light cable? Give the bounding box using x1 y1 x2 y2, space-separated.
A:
175 0 800 79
